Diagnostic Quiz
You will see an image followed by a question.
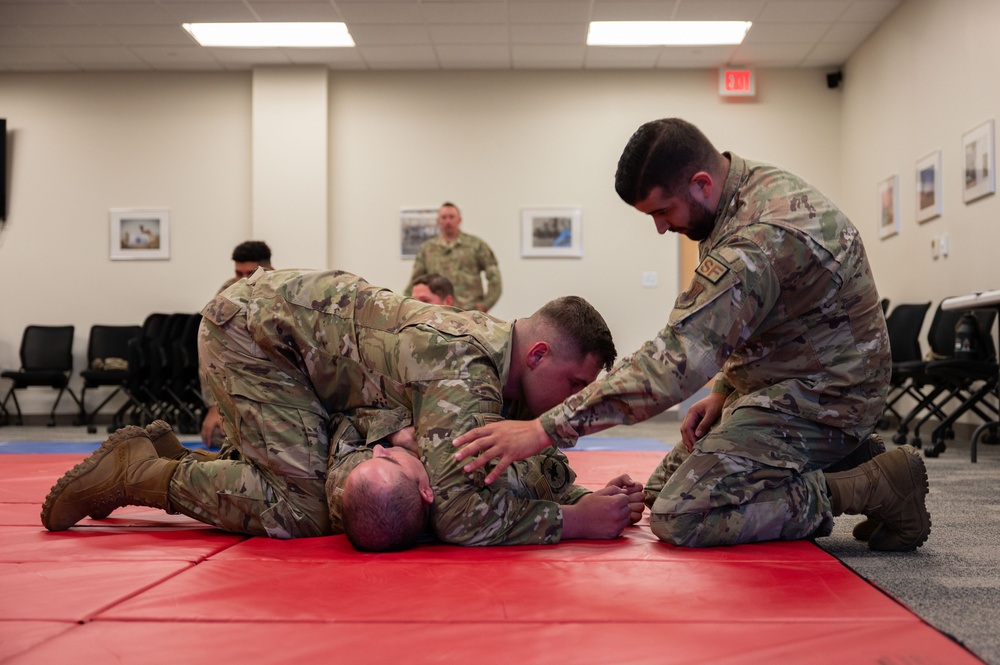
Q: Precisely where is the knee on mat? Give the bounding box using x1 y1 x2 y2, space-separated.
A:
649 510 709 547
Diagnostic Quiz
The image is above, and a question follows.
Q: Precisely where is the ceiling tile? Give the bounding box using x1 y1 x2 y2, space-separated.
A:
757 1 849 23
841 0 900 23
357 43 438 65
822 21 878 43
420 2 506 24
347 24 431 46
0 47 75 70
744 22 831 44
510 23 587 45
158 2 259 23
508 2 591 23
51 46 148 68
591 2 680 22
247 2 344 22
584 46 659 69
428 23 508 44
337 2 424 24
657 44 740 68
131 45 221 69
730 41 814 66
0 2 95 26
673 0 764 21
105 25 196 47
435 44 510 67
77 2 177 25
511 44 584 68
20 24 120 46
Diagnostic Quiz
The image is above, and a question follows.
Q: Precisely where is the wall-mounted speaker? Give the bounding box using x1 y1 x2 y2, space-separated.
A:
826 71 843 89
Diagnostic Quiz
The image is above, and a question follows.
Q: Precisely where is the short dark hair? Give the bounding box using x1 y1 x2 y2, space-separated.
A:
412 273 454 300
440 201 460 215
342 472 426 552
231 240 272 265
536 296 617 372
615 118 722 205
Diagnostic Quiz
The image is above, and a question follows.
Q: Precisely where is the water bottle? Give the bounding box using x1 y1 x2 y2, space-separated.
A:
953 312 981 360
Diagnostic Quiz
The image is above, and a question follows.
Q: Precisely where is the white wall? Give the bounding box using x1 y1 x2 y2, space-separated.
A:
0 72 252 416
841 0 1000 310
327 68 842 357
0 67 842 417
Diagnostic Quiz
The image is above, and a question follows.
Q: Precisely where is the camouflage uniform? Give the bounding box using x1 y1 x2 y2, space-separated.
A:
171 268 573 544
405 231 502 311
539 153 890 547
325 417 590 545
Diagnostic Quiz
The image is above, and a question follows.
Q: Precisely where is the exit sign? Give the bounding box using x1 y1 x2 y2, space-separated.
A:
719 68 755 97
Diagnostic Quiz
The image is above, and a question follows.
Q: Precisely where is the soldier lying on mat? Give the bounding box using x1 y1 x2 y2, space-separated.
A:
326 408 644 551
41 268 641 550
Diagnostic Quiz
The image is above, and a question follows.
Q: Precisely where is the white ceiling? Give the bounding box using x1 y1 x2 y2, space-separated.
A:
0 0 902 72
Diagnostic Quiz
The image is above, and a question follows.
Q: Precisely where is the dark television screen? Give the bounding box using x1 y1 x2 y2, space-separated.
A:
0 118 6 221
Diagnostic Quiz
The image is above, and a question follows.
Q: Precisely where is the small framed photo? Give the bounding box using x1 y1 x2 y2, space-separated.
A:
520 207 582 258
400 207 439 259
962 119 995 203
915 150 942 223
877 174 900 239
109 209 169 260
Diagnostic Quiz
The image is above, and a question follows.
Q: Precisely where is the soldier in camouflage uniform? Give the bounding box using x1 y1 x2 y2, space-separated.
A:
324 415 643 549
41 269 635 547
455 118 931 552
405 202 502 312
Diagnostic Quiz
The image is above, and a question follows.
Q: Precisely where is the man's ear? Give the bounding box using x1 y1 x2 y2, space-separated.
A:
689 171 714 202
420 485 434 504
526 341 549 369
443 296 454 307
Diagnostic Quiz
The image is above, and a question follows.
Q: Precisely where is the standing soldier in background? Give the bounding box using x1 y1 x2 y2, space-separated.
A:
405 202 502 312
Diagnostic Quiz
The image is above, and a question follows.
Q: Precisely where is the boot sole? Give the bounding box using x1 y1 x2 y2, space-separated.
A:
869 445 931 551
40 426 148 531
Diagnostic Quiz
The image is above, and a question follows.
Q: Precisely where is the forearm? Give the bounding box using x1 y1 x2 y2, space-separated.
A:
481 264 502 311
540 331 719 447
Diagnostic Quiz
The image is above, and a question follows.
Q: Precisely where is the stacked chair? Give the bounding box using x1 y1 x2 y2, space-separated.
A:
880 302 932 429
109 312 206 434
888 299 998 457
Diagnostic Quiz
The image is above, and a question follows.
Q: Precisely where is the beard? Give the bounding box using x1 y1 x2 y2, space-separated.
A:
682 192 717 241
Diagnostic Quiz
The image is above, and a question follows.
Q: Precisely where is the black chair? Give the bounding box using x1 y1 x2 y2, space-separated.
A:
111 313 169 431
79 324 142 434
1 325 83 427
879 302 932 427
922 310 998 457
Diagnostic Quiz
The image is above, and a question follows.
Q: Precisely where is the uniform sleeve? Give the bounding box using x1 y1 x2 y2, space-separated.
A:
404 244 429 297
477 239 502 311
539 238 782 447
416 363 567 546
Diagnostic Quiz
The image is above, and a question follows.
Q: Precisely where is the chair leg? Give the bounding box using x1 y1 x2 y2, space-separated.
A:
3 388 24 426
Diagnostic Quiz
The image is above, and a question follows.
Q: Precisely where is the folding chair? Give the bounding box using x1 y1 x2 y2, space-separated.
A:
1 325 83 426
79 324 142 433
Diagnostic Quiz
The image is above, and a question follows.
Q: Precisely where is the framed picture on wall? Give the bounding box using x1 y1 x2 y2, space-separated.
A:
877 174 899 239
915 150 942 223
400 207 439 259
962 119 995 203
109 208 170 260
520 207 582 258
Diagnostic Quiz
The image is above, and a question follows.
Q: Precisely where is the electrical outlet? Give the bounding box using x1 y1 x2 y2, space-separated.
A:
642 271 658 288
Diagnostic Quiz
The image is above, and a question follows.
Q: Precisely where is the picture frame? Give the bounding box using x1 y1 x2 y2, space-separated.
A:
915 150 942 223
877 174 900 240
400 207 439 259
962 119 995 203
109 208 169 260
520 207 582 258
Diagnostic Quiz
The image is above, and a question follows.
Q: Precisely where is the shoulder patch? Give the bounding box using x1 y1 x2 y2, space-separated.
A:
675 281 704 309
695 256 730 284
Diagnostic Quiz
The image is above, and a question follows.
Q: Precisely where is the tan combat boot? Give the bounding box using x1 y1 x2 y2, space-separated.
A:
88 420 194 520
41 425 180 531
825 445 931 551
